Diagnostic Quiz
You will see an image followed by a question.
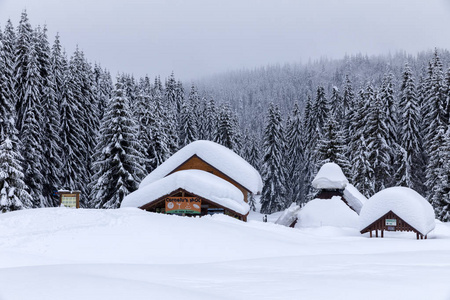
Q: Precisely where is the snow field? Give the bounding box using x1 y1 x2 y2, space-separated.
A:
0 208 450 299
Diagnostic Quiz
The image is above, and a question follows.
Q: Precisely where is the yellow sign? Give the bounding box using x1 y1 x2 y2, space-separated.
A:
165 197 201 214
61 194 77 208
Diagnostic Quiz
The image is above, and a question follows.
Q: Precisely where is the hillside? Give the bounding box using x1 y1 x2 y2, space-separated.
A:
1 208 450 299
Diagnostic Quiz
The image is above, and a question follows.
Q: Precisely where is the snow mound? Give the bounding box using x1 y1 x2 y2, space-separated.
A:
359 187 435 235
312 163 348 190
343 184 367 214
122 169 249 215
139 140 262 194
296 197 359 229
275 203 301 227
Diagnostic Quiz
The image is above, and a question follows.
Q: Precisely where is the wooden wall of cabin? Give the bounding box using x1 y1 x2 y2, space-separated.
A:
171 155 250 202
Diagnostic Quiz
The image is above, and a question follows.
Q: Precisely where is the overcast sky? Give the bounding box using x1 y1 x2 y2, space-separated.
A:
1 0 450 81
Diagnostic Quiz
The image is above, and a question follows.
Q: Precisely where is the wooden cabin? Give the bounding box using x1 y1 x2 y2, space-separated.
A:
121 141 263 221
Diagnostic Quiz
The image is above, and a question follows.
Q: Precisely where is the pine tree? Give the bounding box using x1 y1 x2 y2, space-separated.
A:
436 126 450 221
396 63 424 192
379 72 398 187
19 30 45 207
201 98 218 140
214 104 238 150
36 26 62 207
349 89 374 197
365 84 391 192
147 87 171 171
0 137 32 211
422 50 448 201
178 100 198 148
59 51 86 197
260 103 288 214
285 102 304 204
316 112 351 176
14 10 35 132
91 80 146 209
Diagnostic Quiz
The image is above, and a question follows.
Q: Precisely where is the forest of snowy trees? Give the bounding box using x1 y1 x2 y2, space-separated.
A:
0 12 449 221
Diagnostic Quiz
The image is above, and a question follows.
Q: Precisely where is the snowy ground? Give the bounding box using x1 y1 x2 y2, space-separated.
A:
1 208 450 300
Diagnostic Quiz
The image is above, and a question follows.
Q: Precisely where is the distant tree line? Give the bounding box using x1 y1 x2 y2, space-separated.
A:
1 12 449 221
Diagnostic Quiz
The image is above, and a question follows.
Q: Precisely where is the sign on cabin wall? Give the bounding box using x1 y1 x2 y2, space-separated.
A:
165 197 201 214
61 194 77 208
385 219 397 226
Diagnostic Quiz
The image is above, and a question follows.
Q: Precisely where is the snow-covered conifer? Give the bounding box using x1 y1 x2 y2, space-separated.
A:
0 137 32 211
91 80 146 209
260 103 288 214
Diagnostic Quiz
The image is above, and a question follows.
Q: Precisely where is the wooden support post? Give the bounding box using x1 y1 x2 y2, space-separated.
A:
376 230 378 238
416 232 419 240
370 230 372 238
381 230 384 238
425 235 427 240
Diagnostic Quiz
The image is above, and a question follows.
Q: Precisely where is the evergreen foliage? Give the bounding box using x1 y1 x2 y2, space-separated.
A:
260 103 288 214
91 80 146 209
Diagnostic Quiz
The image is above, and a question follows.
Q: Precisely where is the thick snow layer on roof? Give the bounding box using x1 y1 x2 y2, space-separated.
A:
275 203 301 227
139 140 262 194
296 197 359 229
343 184 367 214
359 187 436 235
122 169 249 215
312 163 349 190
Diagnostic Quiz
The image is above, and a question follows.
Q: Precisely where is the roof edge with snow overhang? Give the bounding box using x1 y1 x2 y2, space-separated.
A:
139 140 263 194
122 169 250 215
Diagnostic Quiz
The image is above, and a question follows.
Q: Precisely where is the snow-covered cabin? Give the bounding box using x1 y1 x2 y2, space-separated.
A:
121 140 263 221
312 163 366 214
359 187 435 239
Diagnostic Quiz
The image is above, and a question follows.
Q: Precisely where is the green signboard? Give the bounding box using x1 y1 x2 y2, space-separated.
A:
385 219 397 226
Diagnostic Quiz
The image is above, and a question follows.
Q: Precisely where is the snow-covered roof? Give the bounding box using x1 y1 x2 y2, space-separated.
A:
296 197 359 229
359 187 435 235
121 169 250 215
139 140 262 194
343 184 367 214
275 203 301 227
312 163 349 190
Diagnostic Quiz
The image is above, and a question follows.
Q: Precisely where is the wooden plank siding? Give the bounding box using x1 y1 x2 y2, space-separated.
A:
168 154 251 203
360 210 427 239
139 188 248 221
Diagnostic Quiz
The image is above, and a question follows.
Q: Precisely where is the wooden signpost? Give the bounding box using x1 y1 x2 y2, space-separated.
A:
59 190 81 208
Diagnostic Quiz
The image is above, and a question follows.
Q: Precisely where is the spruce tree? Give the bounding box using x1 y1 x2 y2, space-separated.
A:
260 103 288 214
285 102 304 204
91 81 146 209
14 10 35 132
396 64 424 192
0 137 32 211
316 112 351 176
36 26 62 206
214 104 238 150
179 100 198 148
19 31 45 207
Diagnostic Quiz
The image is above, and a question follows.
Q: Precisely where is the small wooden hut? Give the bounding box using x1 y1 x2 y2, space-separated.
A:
359 187 435 239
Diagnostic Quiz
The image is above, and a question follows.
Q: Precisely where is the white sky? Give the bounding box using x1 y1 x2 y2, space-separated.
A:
1 0 450 81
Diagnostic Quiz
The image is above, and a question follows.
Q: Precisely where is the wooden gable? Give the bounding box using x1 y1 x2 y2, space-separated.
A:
360 210 427 239
167 154 250 202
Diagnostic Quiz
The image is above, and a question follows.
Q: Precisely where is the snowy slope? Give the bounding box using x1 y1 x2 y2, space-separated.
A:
0 208 450 300
296 197 359 229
